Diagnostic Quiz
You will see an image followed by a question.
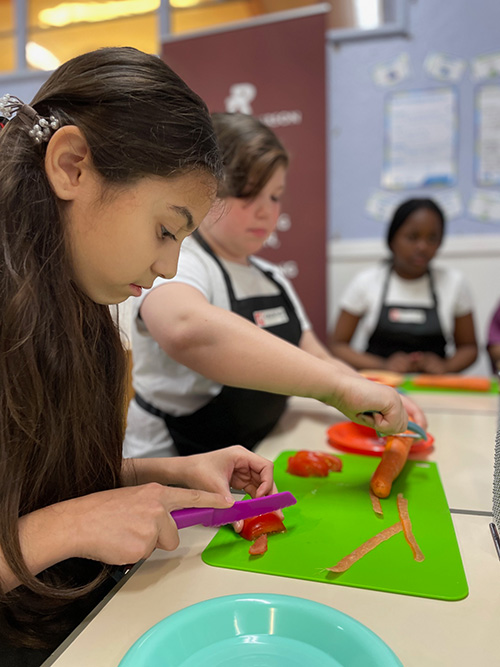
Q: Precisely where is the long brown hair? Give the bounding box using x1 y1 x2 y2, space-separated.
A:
211 112 289 199
0 47 221 648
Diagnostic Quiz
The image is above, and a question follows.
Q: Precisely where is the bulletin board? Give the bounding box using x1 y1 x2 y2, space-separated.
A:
475 84 500 187
382 88 458 190
328 0 500 240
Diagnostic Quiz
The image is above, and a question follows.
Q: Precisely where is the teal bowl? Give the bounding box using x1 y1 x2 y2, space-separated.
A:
118 593 403 666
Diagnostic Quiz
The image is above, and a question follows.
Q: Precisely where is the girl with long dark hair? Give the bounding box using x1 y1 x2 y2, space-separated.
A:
0 47 278 665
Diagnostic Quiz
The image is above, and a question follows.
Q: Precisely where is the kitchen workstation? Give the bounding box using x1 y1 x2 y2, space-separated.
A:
44 379 500 667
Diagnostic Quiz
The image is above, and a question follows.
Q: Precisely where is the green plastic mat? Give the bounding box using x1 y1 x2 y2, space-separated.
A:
202 452 468 601
400 376 498 394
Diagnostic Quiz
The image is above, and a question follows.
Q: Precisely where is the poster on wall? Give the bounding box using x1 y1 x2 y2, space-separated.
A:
372 52 410 88
382 88 458 190
475 84 500 187
471 52 500 81
423 52 466 83
161 7 328 338
468 189 500 223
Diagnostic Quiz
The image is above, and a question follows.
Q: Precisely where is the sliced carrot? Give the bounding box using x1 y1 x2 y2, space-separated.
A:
370 488 383 516
326 523 402 573
412 374 491 392
397 493 424 562
249 534 268 556
370 435 412 499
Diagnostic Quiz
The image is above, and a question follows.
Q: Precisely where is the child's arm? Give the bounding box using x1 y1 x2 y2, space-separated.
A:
1 485 233 593
122 445 275 499
141 283 408 435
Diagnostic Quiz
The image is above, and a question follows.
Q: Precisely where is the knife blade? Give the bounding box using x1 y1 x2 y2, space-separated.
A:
171 491 297 529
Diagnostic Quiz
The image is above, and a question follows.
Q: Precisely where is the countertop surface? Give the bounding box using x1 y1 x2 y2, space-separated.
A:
43 391 500 667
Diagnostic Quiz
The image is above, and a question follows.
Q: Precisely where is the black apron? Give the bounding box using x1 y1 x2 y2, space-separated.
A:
135 231 302 456
366 267 447 359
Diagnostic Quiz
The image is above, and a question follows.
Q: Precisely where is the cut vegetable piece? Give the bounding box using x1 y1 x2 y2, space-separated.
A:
397 493 425 562
240 512 286 541
249 534 268 555
287 450 342 477
370 435 412 498
370 488 383 516
326 523 402 573
359 369 404 387
323 453 343 472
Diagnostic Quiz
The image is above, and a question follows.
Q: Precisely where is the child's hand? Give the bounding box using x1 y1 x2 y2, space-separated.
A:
173 446 279 533
414 352 448 374
384 352 416 373
65 484 234 565
330 376 408 436
177 445 276 499
399 393 428 430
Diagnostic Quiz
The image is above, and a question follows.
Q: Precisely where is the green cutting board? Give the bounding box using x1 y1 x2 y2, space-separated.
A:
202 452 468 601
400 376 498 394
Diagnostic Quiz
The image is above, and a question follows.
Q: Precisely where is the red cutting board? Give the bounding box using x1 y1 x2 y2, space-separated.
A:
202 452 468 601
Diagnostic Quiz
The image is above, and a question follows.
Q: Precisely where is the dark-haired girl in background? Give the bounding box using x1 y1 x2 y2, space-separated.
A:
329 198 478 374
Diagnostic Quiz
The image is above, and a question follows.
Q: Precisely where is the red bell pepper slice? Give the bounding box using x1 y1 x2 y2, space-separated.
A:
240 512 286 542
287 450 343 477
249 534 268 555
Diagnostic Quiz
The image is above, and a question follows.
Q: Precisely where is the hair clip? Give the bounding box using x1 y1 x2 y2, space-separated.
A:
0 93 15 120
28 115 60 144
0 93 60 144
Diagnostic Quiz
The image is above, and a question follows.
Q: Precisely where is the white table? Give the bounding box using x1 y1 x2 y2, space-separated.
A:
44 393 500 667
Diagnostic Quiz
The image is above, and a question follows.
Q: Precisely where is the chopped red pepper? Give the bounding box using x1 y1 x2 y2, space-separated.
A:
249 534 268 555
287 450 342 477
240 512 286 542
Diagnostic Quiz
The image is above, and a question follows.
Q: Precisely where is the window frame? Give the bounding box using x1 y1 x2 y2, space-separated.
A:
326 0 409 43
0 0 170 80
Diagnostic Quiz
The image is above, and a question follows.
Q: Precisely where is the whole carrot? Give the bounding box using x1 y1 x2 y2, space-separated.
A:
412 374 490 392
370 435 412 499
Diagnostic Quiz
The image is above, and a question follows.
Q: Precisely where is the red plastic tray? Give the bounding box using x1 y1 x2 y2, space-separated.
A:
327 421 434 457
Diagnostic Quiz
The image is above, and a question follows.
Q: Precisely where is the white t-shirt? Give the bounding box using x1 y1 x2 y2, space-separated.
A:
339 264 473 354
123 235 311 458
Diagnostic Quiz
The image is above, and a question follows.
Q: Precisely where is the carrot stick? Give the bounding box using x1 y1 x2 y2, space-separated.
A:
412 374 491 392
370 435 412 499
370 488 383 516
326 523 402 573
397 493 425 562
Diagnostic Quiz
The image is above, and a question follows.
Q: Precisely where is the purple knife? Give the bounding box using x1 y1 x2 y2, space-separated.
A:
171 491 296 529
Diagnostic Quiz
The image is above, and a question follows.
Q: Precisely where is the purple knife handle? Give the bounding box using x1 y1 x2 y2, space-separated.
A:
171 492 296 529
171 507 213 529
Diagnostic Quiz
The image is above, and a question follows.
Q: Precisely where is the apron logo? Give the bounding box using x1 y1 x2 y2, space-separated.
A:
388 308 427 324
253 307 289 328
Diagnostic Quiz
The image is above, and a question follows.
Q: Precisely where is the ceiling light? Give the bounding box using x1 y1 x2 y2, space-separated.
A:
26 42 61 71
170 0 207 7
39 0 160 28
